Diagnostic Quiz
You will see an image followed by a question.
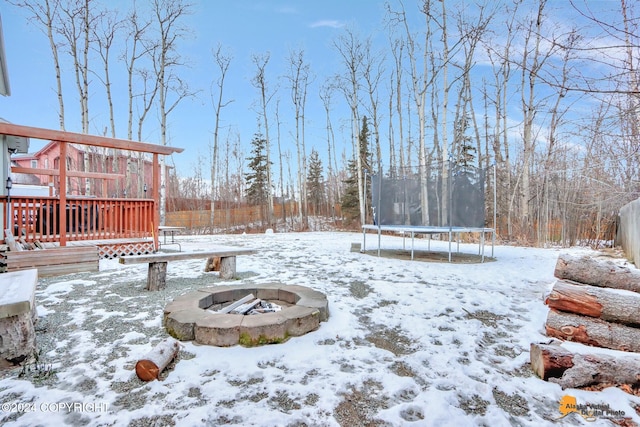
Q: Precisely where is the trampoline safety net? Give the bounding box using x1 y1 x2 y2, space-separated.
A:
371 165 487 228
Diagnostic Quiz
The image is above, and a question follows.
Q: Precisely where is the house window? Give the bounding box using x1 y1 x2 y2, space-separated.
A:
31 159 38 168
44 158 49 169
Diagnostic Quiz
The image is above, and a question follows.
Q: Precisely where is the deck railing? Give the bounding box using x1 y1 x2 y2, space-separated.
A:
2 196 155 245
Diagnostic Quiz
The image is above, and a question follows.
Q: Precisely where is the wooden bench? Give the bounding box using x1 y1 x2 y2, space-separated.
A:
119 246 257 291
4 246 100 278
0 269 38 364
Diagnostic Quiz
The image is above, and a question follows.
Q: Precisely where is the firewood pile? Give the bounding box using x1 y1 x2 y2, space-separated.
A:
208 293 283 315
531 253 640 391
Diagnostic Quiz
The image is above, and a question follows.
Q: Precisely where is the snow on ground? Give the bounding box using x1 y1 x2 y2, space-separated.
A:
0 231 638 426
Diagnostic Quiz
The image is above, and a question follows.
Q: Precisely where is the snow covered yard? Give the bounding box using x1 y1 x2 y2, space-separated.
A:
0 231 638 426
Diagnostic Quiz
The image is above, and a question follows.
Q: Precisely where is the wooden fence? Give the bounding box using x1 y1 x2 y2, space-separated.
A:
166 202 343 231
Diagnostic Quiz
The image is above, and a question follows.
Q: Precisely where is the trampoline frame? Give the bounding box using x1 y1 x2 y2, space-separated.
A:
362 224 495 262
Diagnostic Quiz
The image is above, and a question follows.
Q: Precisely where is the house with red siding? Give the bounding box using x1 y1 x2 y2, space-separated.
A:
12 141 158 198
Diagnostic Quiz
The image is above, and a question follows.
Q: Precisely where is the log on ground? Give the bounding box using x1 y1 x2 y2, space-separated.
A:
135 337 180 381
546 309 640 352
204 256 221 272
531 342 640 389
554 253 640 293
546 280 640 327
530 342 575 380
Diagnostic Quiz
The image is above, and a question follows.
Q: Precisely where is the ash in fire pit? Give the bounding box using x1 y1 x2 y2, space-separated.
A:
212 293 282 315
164 284 329 347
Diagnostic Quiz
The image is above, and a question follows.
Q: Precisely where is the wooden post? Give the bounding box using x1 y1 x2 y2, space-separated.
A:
147 261 167 291
59 141 67 247
135 337 180 381
219 256 236 279
152 153 159 249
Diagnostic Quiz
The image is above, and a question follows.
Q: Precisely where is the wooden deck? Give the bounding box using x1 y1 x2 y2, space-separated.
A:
5 246 99 277
2 237 156 260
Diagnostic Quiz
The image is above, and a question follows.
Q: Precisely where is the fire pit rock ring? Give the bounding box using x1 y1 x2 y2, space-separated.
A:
164 283 329 347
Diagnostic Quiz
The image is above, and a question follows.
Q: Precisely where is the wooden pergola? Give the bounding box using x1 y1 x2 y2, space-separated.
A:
0 122 183 250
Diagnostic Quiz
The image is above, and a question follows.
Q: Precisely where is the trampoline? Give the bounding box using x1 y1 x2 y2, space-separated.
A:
362 224 494 262
362 162 496 262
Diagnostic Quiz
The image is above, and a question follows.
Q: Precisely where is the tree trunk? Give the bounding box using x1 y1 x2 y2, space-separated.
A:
0 311 36 365
219 256 236 280
147 262 167 291
554 253 640 293
135 337 180 381
546 309 640 352
531 342 640 389
546 280 640 326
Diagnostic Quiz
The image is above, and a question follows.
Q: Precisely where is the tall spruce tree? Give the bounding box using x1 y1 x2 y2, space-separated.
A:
341 159 361 221
245 131 271 225
454 111 476 170
307 149 325 215
342 116 372 222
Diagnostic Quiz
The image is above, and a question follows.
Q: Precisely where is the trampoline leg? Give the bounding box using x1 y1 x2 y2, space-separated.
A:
448 231 452 262
377 227 381 257
411 232 415 260
362 228 366 252
481 231 486 262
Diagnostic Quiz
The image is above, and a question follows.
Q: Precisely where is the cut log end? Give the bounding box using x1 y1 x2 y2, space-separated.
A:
204 256 221 272
530 342 575 380
135 359 161 381
135 337 180 381
532 342 640 389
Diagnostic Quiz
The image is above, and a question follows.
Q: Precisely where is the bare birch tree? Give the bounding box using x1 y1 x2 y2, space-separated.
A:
361 39 385 173
122 4 154 198
123 5 152 141
58 0 96 135
319 80 338 208
10 0 66 130
388 37 405 177
150 0 194 223
484 0 520 237
285 48 313 228
57 0 100 193
274 99 286 224
92 8 120 138
388 0 433 225
333 28 366 224
536 32 579 244
209 44 233 230
513 0 558 240
250 52 275 227
450 3 494 180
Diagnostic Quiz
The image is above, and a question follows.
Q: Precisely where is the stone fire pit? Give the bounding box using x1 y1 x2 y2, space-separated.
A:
163 284 329 347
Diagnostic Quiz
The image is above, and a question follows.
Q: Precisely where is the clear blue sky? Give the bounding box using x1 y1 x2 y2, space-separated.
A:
0 0 389 178
0 0 626 182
